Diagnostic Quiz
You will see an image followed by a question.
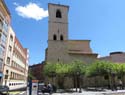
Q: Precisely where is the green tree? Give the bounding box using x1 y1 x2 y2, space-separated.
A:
55 63 69 89
68 60 86 91
43 62 57 84
85 61 117 89
43 60 86 90
28 70 36 80
116 63 125 89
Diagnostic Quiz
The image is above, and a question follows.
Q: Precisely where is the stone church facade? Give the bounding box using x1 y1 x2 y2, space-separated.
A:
43 3 125 88
45 3 98 64
100 51 125 63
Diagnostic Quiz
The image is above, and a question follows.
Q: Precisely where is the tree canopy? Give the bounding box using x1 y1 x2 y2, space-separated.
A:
43 60 125 78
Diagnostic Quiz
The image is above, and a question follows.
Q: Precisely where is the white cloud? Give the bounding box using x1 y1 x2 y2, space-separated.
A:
13 2 19 6
97 55 101 58
15 2 48 21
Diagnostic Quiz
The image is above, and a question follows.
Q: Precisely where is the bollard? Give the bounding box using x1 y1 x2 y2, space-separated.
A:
29 80 32 95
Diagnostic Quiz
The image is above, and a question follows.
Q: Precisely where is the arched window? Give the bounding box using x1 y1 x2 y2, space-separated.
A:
60 35 63 41
53 34 57 40
56 10 62 18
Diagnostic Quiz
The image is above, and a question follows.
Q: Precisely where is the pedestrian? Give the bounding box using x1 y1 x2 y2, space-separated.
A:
47 82 53 94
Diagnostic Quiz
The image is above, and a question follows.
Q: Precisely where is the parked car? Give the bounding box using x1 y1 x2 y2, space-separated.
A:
0 85 9 95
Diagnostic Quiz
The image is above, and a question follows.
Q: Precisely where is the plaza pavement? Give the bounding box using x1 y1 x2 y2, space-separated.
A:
36 89 125 95
51 90 125 95
9 88 125 95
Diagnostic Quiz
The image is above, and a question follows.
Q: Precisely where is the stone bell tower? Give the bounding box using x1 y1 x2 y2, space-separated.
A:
48 3 69 41
46 3 69 63
45 3 98 64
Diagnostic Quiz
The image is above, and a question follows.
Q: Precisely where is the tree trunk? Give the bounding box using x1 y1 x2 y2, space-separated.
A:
108 74 112 90
122 74 124 89
94 76 97 90
76 76 78 92
57 76 65 89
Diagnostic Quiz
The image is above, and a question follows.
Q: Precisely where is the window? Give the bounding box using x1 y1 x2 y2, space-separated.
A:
56 10 62 18
6 57 10 64
5 70 9 79
0 46 3 55
9 45 12 52
6 70 8 74
0 19 3 29
9 83 11 86
60 35 63 41
1 34 6 43
10 72 12 79
0 33 1 39
3 21 8 33
10 35 13 41
58 58 60 62
53 34 57 40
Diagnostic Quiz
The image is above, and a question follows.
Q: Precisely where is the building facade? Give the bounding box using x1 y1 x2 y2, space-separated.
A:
100 51 125 63
0 0 29 90
46 3 98 64
2 26 29 90
0 0 11 84
29 62 44 81
3 26 15 87
7 36 29 90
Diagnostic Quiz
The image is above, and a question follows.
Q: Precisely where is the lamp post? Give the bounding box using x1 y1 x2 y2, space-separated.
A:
29 78 32 95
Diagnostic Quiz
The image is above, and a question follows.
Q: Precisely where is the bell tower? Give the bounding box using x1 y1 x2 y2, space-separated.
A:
46 3 69 63
48 3 69 41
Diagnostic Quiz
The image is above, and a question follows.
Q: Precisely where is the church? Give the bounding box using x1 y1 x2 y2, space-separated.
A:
45 3 98 64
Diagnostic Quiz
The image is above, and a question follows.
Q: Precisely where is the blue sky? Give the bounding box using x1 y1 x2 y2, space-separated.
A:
4 0 125 65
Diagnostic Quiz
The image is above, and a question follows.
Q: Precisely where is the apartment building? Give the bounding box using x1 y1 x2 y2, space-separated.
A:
0 0 29 90
3 26 15 87
2 26 29 90
9 35 29 90
0 0 11 84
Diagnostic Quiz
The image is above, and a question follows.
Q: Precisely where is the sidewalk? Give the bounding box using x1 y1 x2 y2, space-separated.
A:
52 89 125 95
52 90 125 95
27 88 125 95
